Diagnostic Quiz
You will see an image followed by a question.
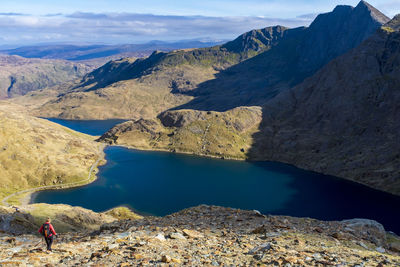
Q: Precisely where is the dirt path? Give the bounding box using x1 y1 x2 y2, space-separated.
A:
1 145 105 207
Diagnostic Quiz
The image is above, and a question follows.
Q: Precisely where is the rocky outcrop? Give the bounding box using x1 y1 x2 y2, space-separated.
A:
158 110 207 127
0 205 399 266
221 25 288 54
98 107 262 159
0 205 141 235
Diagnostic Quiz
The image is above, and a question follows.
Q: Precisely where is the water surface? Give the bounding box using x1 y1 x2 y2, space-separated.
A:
34 145 400 234
45 118 126 136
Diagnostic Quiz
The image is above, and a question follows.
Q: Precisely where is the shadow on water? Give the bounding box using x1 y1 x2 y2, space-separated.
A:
251 161 400 234
44 118 127 136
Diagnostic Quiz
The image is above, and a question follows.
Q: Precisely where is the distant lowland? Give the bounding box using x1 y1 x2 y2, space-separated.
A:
1 1 400 255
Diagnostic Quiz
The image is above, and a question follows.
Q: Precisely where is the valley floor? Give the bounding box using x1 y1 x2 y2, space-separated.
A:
0 205 399 266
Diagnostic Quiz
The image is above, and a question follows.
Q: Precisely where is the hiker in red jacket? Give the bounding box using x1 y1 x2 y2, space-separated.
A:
38 218 57 252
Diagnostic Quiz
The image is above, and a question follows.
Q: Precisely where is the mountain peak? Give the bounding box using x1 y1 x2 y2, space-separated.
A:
385 14 400 31
355 0 390 24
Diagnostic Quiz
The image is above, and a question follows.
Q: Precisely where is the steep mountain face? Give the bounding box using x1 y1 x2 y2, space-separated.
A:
248 23 400 195
177 0 390 111
0 55 91 99
34 26 288 119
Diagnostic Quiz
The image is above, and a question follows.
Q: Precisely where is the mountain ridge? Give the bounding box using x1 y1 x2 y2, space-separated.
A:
174 0 390 111
30 25 289 119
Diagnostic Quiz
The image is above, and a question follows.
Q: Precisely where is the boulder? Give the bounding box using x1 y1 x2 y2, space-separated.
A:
341 219 386 246
182 229 204 238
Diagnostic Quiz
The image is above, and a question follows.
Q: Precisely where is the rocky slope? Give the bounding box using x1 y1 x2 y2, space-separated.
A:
0 102 102 201
247 20 400 195
0 55 91 99
0 205 399 266
0 204 141 236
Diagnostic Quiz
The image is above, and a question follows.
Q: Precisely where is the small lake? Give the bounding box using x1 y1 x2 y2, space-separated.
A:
45 118 127 136
35 120 400 234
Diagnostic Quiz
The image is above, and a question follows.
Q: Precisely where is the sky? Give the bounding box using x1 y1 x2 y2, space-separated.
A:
0 0 399 46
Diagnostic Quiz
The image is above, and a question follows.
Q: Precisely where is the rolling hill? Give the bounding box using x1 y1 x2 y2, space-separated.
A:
0 102 102 200
0 55 91 99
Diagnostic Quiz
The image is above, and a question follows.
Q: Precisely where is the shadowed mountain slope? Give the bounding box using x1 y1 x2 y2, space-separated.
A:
248 19 400 195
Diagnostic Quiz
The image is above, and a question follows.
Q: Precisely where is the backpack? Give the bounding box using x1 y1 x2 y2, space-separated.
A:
42 223 51 238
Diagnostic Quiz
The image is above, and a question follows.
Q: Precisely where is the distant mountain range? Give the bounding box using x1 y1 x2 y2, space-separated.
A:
16 1 400 195
1 40 224 62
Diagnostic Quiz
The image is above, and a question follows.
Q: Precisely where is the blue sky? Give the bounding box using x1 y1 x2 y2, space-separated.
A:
0 0 399 45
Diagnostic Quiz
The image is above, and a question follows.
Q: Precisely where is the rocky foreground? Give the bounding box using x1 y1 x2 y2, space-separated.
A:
0 205 399 266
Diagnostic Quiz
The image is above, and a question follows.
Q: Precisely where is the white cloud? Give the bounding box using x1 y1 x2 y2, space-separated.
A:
375 1 400 17
0 12 313 45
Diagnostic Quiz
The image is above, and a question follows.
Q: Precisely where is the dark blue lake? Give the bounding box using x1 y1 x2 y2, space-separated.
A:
45 118 127 136
34 120 400 234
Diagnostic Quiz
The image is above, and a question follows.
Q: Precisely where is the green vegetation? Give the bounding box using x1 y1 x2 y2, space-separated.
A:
104 206 143 220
